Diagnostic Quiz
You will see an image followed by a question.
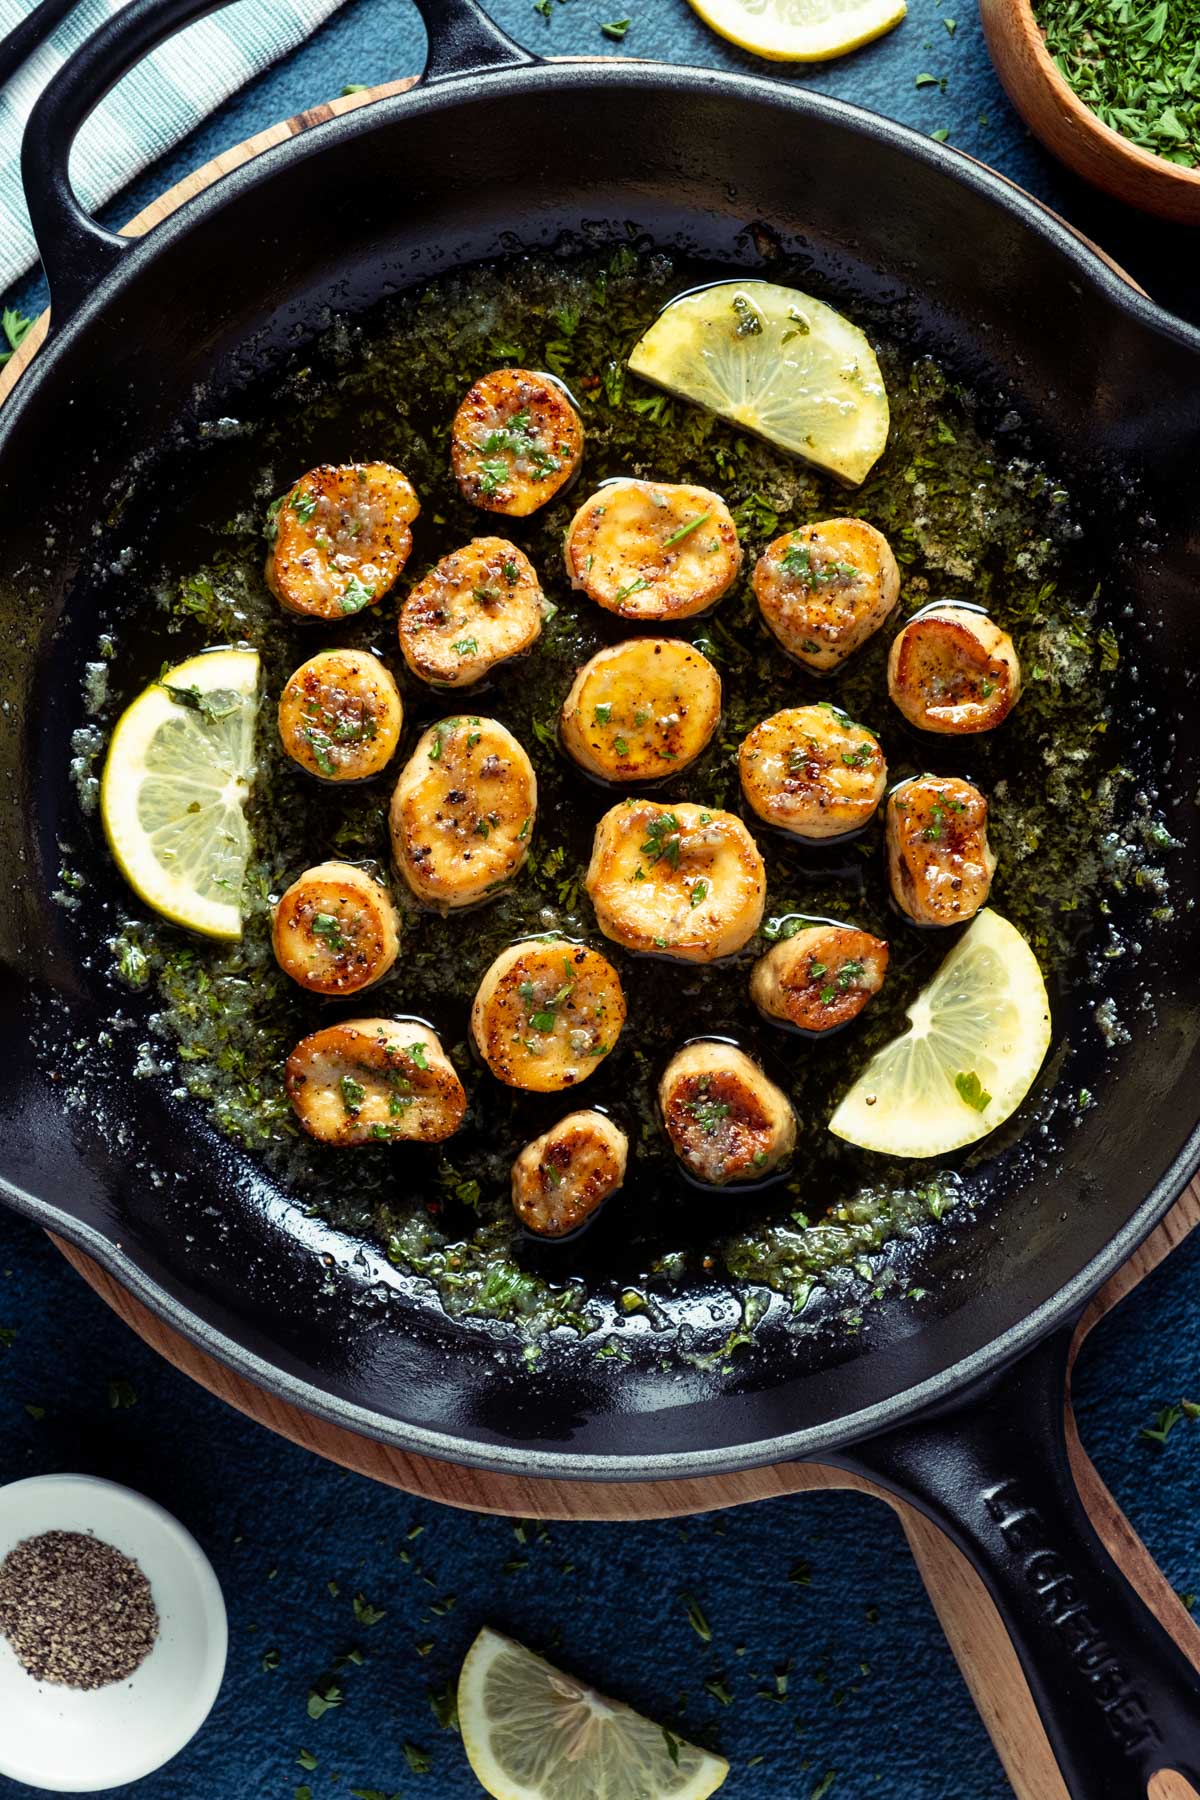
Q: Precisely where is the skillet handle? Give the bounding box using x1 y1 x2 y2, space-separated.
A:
21 0 534 330
829 1328 1200 1800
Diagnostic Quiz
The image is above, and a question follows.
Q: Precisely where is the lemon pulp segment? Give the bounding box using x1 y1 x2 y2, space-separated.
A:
685 0 906 61
458 1627 730 1800
628 279 889 484
829 909 1052 1157
100 648 259 940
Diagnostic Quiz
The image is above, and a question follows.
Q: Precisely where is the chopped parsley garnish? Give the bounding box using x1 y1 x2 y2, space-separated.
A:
640 812 682 869
502 559 520 584
662 511 711 548
954 1070 991 1112
312 912 346 952
302 728 337 777
612 574 651 605
840 740 875 767
291 488 319 524
688 1083 732 1134
339 1076 366 1115
407 1043 429 1070
600 16 631 37
339 572 376 615
689 878 709 908
593 703 613 725
161 681 244 725
477 458 511 496
478 409 560 483
780 539 859 585
452 638 479 656
923 800 946 843
613 736 630 755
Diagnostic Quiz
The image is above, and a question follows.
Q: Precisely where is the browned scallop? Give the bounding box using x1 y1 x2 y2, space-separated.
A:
511 1110 629 1236
389 715 536 909
739 704 886 839
272 861 399 996
450 369 583 516
887 775 997 925
564 480 742 621
888 605 1022 733
751 925 889 1034
470 939 626 1092
266 462 419 620
754 519 900 670
278 649 403 781
658 1041 795 1185
398 539 543 687
585 800 765 963
284 1019 466 1146
559 638 722 783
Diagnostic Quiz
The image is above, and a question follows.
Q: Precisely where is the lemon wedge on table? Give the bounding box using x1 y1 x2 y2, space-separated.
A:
100 648 259 941
458 1627 729 1800
829 910 1052 1159
684 0 906 61
628 279 890 485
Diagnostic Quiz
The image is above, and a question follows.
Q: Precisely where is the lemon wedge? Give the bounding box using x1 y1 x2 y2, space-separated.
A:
684 0 905 60
101 647 259 940
458 1627 729 1800
627 280 889 485
829 910 1052 1158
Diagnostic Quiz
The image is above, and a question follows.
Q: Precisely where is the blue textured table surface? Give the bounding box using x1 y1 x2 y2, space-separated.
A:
2 4 1200 1798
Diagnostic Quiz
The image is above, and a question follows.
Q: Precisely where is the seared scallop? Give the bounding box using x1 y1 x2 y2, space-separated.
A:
451 369 583 516
399 539 543 687
284 1019 465 1146
272 861 399 996
751 925 889 1034
278 649 403 781
470 939 626 1092
887 774 996 925
560 638 722 784
511 1111 629 1237
389 715 536 909
564 480 742 621
739 704 886 839
266 462 419 620
659 1041 795 1185
754 519 900 671
888 605 1021 733
586 800 765 963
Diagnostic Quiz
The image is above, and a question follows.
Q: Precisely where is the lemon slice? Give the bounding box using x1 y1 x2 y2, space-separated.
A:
628 280 889 485
685 0 904 60
458 1627 729 1800
829 910 1051 1158
101 647 259 940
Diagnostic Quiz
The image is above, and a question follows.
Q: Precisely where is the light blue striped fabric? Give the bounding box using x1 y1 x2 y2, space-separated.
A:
0 0 345 287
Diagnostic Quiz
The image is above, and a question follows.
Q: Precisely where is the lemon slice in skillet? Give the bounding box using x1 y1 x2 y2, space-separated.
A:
684 0 905 61
829 910 1052 1158
100 648 259 940
627 280 889 485
458 1627 729 1800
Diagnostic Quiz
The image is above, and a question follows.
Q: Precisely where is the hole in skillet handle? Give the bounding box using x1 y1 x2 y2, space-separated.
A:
18 0 538 337
827 1327 1200 1800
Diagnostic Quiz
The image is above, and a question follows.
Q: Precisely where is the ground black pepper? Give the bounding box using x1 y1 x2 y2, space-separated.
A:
0 1530 159 1687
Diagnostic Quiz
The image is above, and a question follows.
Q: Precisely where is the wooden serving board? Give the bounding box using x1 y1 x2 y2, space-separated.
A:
6 77 1197 1800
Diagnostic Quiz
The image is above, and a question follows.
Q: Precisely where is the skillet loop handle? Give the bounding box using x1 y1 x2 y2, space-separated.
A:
830 1328 1200 1800
22 0 536 332
22 0 231 329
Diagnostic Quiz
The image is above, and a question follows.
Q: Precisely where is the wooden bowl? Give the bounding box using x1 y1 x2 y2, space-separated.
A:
978 0 1200 224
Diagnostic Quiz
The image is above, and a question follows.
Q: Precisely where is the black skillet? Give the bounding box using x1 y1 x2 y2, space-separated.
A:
2 0 1200 1789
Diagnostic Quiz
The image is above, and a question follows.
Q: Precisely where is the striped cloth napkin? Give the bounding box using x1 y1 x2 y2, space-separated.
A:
0 0 345 290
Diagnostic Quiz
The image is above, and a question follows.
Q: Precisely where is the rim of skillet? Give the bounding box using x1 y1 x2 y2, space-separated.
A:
5 59 1200 1479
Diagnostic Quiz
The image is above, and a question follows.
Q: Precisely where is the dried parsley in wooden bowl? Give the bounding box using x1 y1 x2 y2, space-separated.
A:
978 0 1200 223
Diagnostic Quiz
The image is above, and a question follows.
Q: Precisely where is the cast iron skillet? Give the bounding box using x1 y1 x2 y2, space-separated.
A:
3 0 1200 1788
